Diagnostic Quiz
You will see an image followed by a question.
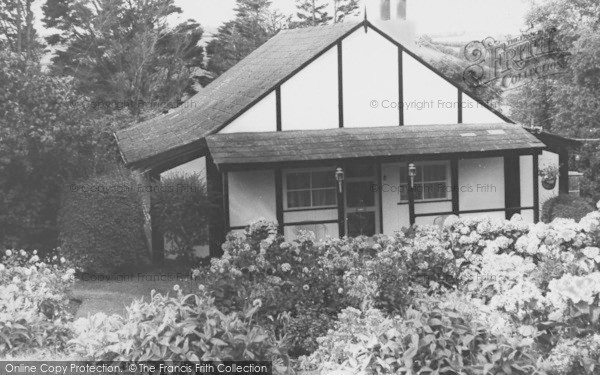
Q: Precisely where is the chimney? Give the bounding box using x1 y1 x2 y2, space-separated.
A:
379 0 406 21
368 0 416 47
396 0 406 20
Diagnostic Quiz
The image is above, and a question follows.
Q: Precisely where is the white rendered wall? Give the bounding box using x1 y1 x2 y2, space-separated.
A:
462 94 506 124
459 157 505 212
342 30 399 127
403 52 459 125
220 91 277 133
228 170 277 227
519 155 535 222
281 47 339 131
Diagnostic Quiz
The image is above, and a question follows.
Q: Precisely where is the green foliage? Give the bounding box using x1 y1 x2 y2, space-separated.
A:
151 174 212 260
292 0 332 27
204 0 285 82
0 0 44 58
0 51 118 250
70 289 289 368
302 303 539 374
542 195 594 223
506 0 600 200
0 250 75 356
43 0 205 117
57 169 149 275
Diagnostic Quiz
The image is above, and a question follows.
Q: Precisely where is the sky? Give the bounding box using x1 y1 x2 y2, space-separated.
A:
173 0 538 39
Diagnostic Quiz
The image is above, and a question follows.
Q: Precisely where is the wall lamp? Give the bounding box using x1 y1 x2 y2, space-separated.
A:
335 167 345 193
408 163 417 188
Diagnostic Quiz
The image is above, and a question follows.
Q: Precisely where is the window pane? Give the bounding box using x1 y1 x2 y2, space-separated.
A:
423 182 447 200
413 184 424 200
312 171 335 188
287 173 310 190
287 190 311 208
312 189 336 207
424 164 446 182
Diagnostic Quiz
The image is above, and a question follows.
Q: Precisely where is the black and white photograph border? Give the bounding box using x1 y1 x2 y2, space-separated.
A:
1 0 600 373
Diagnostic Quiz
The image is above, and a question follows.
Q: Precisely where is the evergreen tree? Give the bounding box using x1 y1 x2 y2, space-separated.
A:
293 0 332 27
204 0 285 81
43 0 204 117
0 0 44 59
334 0 360 23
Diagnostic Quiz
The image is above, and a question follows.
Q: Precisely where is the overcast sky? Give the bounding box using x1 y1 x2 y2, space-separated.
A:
174 0 538 38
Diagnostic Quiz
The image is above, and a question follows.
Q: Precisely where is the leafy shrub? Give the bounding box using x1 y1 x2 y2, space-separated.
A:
151 173 212 260
542 195 595 223
301 302 539 374
58 169 149 275
70 287 289 370
0 249 75 355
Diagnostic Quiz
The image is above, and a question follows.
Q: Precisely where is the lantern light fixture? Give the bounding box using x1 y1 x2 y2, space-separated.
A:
335 167 345 193
408 163 417 188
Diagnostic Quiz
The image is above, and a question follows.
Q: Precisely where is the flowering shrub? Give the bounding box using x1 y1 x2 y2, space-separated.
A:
70 287 289 369
0 249 75 355
301 300 539 374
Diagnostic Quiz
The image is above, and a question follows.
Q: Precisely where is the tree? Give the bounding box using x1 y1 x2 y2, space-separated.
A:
205 0 285 80
333 0 360 23
0 0 44 59
504 0 600 199
293 0 332 27
43 0 205 117
0 52 120 249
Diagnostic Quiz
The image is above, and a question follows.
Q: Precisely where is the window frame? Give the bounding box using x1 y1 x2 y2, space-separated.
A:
398 161 451 203
283 167 338 211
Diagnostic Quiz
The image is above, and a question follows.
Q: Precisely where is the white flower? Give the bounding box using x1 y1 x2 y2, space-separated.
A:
173 284 180 292
253 298 262 307
303 284 310 291
5 250 12 257
596 200 600 210
0 264 4 271
60 257 66 263
192 269 201 279
20 250 26 256
198 284 205 292
279 242 291 249
29 255 39 263
582 247 600 261
281 263 291 272
32 250 37 255
518 325 536 337
338 288 343 294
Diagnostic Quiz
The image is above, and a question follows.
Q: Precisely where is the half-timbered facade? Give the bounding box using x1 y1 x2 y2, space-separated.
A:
116 19 578 257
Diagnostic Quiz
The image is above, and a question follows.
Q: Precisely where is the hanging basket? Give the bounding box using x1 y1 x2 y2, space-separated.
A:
542 176 557 190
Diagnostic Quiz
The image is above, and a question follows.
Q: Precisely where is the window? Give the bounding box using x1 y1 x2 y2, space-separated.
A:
399 163 449 202
569 172 583 196
286 170 337 209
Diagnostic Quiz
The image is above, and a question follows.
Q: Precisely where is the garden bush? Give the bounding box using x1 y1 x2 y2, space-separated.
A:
301 302 540 374
542 194 595 223
0 250 75 356
151 173 212 260
70 287 289 371
57 169 149 275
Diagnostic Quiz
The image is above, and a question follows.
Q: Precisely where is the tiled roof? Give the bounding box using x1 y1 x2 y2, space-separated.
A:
115 21 362 170
206 123 545 166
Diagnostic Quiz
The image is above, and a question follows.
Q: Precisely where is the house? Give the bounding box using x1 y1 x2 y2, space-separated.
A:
115 6 579 258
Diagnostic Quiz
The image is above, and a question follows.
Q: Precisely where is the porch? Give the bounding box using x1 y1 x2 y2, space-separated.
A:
206 123 546 242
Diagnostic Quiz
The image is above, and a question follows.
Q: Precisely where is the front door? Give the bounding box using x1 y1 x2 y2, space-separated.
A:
344 165 380 237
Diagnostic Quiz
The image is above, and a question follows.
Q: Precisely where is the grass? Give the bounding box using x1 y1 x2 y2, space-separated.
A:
71 260 206 318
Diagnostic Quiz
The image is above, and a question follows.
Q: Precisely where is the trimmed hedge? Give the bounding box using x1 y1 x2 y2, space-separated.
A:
542 194 595 223
58 169 149 275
